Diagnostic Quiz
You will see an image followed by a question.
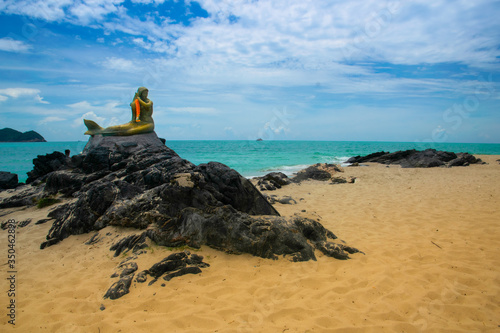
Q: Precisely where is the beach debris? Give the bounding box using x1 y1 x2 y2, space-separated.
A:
431 241 442 249
346 149 484 168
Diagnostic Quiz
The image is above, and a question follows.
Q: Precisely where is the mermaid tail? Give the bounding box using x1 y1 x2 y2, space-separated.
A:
84 119 104 135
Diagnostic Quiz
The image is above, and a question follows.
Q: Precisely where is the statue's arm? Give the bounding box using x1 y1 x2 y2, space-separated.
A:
137 97 152 107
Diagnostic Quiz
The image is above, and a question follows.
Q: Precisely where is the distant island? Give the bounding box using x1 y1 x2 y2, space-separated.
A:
0 128 46 142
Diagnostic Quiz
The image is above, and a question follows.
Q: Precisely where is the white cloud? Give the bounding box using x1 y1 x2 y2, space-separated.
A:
35 94 50 104
0 0 121 24
38 116 65 125
0 88 41 98
0 0 70 21
68 0 121 25
102 57 136 72
68 100 124 114
68 100 129 129
0 88 49 104
73 111 106 128
68 101 92 109
2 1 498 70
129 0 166 4
0 38 32 53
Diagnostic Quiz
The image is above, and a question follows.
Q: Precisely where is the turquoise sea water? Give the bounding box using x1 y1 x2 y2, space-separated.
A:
1 140 500 183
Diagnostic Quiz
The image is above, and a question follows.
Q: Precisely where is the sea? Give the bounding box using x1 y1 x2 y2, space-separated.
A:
1 140 500 183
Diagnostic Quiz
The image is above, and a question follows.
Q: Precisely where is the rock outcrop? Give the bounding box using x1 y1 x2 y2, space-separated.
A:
254 163 355 191
346 149 484 168
255 172 291 191
104 251 210 299
0 171 19 190
8 132 358 262
26 151 70 184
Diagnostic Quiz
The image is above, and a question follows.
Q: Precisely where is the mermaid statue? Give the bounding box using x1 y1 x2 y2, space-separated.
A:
84 87 154 136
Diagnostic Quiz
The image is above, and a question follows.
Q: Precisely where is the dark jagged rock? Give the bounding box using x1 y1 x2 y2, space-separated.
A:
346 149 484 168
293 163 345 182
0 184 44 209
8 131 358 262
40 133 280 247
293 165 331 181
104 258 141 299
448 153 484 167
40 238 60 249
164 267 202 281
144 206 356 261
35 218 53 225
84 232 101 245
255 172 291 191
26 151 70 184
17 219 31 228
109 233 148 257
197 162 279 215
136 271 148 283
119 262 138 277
254 164 351 190
133 251 208 287
104 274 134 300
0 171 19 189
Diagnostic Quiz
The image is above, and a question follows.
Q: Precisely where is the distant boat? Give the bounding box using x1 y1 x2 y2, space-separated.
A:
256 138 263 141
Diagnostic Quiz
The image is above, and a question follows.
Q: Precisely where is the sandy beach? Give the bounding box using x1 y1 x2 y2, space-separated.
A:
1 154 499 332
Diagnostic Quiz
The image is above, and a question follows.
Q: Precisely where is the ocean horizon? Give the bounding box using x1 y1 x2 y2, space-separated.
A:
1 140 500 183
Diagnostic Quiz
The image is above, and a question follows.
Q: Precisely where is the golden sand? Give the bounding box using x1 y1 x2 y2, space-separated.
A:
1 155 499 332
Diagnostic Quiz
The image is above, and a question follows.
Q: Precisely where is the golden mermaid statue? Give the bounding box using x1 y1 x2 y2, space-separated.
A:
84 87 154 136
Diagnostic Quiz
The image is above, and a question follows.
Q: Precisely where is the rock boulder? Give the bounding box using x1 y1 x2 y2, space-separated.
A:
26 132 359 261
0 171 19 189
347 149 484 168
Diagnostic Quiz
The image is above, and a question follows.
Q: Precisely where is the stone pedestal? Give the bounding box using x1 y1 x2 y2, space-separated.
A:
83 132 166 154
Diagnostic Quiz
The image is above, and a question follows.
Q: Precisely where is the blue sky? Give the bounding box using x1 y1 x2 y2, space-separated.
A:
0 0 499 143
